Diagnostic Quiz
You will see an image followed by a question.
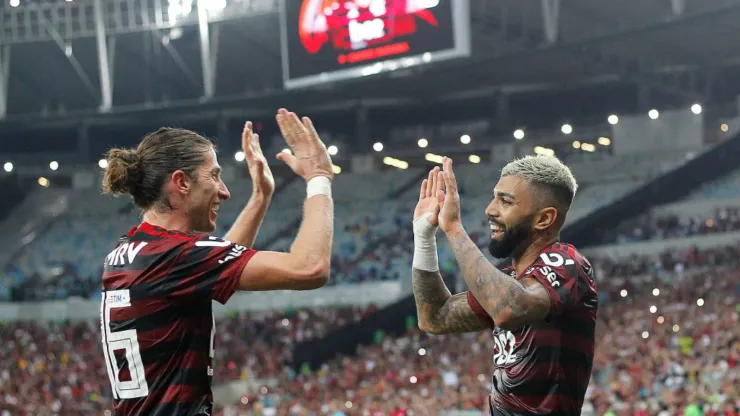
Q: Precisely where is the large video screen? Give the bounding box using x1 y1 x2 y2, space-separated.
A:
280 0 470 89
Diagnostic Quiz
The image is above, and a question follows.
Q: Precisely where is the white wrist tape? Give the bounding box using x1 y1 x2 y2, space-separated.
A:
306 176 332 199
413 212 439 272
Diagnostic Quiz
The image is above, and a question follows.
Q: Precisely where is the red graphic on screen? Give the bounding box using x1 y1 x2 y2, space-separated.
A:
298 0 440 55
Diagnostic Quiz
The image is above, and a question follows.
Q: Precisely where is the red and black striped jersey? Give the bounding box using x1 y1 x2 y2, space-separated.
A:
100 222 257 416
467 242 598 416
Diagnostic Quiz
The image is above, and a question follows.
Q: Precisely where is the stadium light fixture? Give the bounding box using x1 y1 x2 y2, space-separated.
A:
3 162 12 172
597 137 611 146
409 376 418 384
721 123 729 132
649 305 657 314
561 124 573 135
641 331 649 339
38 177 50 187
332 165 342 174
657 316 664 324
696 298 704 306
608 114 619 125
572 141 581 149
383 156 409 170
234 151 245 162
468 155 481 164
168 0 193 23
460 134 471 144
652 288 660 296
691 103 702 115
513 129 525 140
328 145 338 155
418 348 426 356
533 146 555 156
373 142 384 152
98 159 108 169
672 325 680 332
417 138 428 148
425 153 444 164
581 143 596 152
345 401 353 409
9 0 19 8
49 161 59 171
648 109 659 120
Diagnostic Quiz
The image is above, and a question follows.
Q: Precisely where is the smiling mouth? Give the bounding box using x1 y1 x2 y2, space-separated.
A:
490 222 504 236
211 205 219 217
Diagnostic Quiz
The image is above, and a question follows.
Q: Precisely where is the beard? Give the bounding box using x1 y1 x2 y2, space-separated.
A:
488 213 536 259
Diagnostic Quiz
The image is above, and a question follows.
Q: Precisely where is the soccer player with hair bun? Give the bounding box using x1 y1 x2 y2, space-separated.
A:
99 109 335 415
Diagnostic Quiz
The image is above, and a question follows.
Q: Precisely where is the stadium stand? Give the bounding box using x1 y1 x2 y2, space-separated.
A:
0 149 697 301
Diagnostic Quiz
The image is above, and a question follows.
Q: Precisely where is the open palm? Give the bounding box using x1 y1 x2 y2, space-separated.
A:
413 167 445 226
243 121 275 196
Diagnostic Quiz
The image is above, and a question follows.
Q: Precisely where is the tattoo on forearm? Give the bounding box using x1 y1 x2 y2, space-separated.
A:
412 268 486 334
446 230 548 327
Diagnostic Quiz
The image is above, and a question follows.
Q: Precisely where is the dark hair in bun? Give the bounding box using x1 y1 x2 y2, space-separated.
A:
101 127 213 211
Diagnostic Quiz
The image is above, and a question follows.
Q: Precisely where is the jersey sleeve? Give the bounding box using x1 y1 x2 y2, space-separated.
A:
522 249 585 319
167 235 258 304
466 291 496 329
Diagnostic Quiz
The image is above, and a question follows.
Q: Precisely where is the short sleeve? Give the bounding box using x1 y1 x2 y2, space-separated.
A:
523 250 583 319
167 235 258 304
466 291 496 329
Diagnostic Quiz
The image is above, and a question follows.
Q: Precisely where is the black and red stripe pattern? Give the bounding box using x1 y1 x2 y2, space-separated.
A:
100 222 257 416
468 242 598 416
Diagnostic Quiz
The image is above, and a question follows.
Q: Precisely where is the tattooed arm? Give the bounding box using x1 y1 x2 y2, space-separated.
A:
412 268 489 334
444 225 551 331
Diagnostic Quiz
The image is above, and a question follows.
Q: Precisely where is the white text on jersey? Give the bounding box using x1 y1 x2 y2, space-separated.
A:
219 244 248 264
105 242 149 267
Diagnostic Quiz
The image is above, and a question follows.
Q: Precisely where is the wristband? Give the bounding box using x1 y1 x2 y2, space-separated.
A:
413 212 439 272
307 176 332 199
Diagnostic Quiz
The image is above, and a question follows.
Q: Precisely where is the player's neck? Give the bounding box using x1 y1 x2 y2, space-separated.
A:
142 210 192 233
512 235 558 276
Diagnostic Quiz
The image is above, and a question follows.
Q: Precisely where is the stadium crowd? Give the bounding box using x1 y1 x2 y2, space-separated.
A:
0 306 375 415
1 237 738 415
606 206 740 245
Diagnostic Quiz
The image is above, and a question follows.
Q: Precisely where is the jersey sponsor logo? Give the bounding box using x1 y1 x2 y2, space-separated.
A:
493 330 519 365
106 289 130 307
538 265 561 288
537 252 575 288
218 244 248 265
539 252 574 268
105 242 149 267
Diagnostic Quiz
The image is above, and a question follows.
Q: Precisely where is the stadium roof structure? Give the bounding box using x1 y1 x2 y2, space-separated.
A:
1 0 740 126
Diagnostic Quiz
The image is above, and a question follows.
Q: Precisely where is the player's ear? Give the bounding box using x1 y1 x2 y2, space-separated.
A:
171 170 192 194
533 206 558 231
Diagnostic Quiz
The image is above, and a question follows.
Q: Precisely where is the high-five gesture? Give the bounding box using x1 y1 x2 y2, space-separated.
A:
275 108 334 181
439 157 464 233
242 121 275 197
414 166 445 226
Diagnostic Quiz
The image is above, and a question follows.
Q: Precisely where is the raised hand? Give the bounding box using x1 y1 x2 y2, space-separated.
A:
413 166 445 226
242 121 275 197
275 108 334 181
439 157 464 233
